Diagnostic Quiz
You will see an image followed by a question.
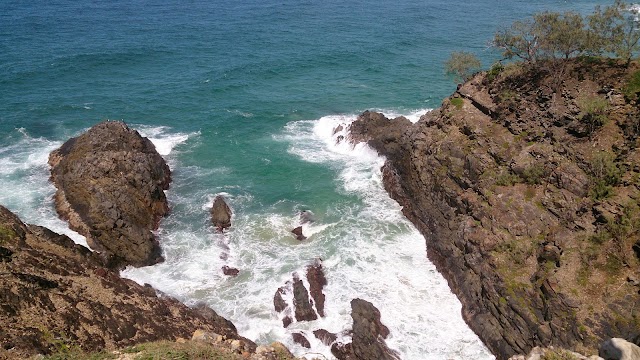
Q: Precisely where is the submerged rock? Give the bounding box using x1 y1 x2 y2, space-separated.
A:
222 265 239 276
292 333 310 348
313 329 337 346
0 205 249 359
48 121 170 269
211 195 232 231
291 226 306 241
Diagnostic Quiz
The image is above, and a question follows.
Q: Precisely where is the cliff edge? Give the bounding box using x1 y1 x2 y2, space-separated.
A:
348 59 640 359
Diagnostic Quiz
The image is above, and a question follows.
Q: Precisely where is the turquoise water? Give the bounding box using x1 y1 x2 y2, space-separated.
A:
0 1 610 358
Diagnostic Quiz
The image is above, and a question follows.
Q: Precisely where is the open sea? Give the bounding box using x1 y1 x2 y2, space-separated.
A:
0 1 611 359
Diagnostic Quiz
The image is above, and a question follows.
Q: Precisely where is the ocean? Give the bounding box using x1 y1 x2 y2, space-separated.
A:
0 1 610 358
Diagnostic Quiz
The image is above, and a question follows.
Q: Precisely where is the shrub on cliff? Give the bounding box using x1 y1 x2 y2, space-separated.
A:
445 51 481 83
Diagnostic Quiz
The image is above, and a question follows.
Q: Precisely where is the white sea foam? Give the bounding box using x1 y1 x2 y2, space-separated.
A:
123 111 493 360
0 129 89 247
135 124 198 156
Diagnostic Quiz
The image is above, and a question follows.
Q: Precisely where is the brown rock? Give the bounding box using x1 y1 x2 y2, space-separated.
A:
292 276 317 322
211 195 232 231
313 329 337 346
292 333 310 348
306 259 327 317
222 265 239 276
350 299 398 360
273 287 287 313
0 206 252 359
48 121 170 269
291 226 306 241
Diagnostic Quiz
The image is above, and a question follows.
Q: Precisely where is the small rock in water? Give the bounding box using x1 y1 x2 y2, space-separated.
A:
292 333 311 348
313 329 337 346
292 226 306 241
222 265 239 276
211 195 232 231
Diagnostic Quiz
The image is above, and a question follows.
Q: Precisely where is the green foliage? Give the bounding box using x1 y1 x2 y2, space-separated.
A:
494 1 640 65
589 151 622 200
450 97 464 109
496 171 522 186
577 95 609 134
623 69 640 100
0 225 16 244
487 62 504 82
445 51 482 83
127 341 244 360
588 0 640 65
540 349 580 360
521 164 548 185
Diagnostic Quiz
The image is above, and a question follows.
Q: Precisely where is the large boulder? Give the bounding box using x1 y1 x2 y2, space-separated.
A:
600 338 640 360
48 121 171 269
211 195 232 231
0 205 249 359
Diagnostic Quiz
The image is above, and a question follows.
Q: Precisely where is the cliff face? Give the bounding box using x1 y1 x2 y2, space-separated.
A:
0 205 250 359
349 59 640 359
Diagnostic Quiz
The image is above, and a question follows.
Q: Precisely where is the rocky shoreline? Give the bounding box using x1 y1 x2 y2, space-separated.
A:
1 120 402 360
346 59 640 359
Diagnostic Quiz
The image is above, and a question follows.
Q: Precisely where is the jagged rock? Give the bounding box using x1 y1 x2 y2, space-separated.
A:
348 60 640 359
191 329 223 344
350 299 398 360
211 195 232 231
333 299 398 360
291 226 306 241
0 206 251 359
313 329 337 346
282 316 293 328
292 333 310 348
600 338 640 360
274 287 287 313
222 265 239 276
333 124 344 135
48 121 170 269
332 342 356 360
306 259 327 317
292 276 317 322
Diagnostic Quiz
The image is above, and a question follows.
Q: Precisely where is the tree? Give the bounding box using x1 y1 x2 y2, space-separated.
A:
588 0 640 65
534 11 587 59
493 19 541 63
445 51 482 83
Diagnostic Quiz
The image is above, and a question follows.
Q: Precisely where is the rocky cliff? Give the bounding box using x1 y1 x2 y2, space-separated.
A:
49 121 171 269
0 205 250 359
348 59 640 359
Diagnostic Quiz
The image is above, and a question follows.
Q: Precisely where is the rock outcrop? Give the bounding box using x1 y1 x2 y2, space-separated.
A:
348 59 640 359
211 195 232 231
273 261 327 327
0 206 249 359
48 121 171 269
331 299 399 360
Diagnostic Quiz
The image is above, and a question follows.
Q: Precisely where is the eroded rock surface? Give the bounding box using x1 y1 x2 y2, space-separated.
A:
348 59 640 359
48 121 171 268
211 195 232 231
0 206 248 359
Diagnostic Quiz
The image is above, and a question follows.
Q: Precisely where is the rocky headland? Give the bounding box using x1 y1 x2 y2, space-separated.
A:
0 205 253 359
347 59 640 359
48 121 171 269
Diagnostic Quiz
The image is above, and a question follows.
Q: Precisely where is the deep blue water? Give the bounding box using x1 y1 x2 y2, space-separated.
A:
0 1 611 358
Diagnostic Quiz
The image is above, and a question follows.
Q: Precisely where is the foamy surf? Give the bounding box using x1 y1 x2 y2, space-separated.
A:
122 112 493 360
